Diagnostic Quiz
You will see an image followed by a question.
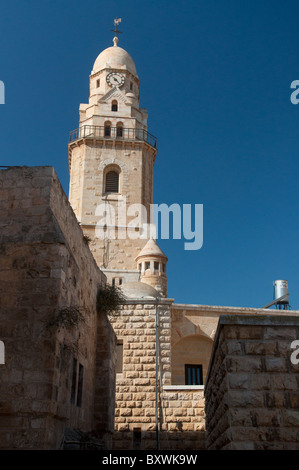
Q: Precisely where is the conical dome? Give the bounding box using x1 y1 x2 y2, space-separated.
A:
135 239 167 262
135 239 168 297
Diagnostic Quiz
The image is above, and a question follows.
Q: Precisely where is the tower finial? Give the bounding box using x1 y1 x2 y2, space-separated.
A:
111 18 122 46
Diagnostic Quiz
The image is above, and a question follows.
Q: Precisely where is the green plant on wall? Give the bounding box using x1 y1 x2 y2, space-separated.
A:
96 284 125 316
46 306 86 331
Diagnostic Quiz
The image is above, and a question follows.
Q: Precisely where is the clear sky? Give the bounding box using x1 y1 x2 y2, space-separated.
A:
1 0 299 309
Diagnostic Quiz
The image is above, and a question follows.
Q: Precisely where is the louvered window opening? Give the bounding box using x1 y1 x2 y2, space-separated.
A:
105 171 119 193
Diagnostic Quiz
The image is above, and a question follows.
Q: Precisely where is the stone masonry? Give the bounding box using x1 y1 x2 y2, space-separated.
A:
110 299 206 450
204 314 299 450
0 166 116 449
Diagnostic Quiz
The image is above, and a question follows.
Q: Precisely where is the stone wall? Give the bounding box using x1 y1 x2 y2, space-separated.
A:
204 314 299 450
110 300 170 450
0 166 116 449
110 299 206 450
161 387 206 449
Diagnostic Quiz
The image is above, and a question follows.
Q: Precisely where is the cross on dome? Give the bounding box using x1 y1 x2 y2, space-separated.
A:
110 18 122 47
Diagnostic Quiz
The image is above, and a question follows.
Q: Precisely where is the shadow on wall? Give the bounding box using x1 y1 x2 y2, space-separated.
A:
60 428 206 451
111 430 206 451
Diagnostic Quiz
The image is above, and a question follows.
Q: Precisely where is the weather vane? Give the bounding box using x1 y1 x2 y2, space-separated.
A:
111 18 122 38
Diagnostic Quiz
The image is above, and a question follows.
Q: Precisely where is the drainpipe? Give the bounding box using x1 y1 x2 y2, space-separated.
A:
155 297 160 450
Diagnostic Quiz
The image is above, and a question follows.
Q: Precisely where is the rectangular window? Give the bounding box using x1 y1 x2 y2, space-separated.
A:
96 78 100 87
70 358 77 404
154 262 159 271
185 364 203 385
116 340 123 374
145 262 150 270
76 363 84 407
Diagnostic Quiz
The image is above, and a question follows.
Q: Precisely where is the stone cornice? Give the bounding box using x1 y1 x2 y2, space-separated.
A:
172 303 299 315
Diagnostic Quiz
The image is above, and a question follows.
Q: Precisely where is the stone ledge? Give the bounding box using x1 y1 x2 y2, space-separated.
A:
219 314 299 327
163 385 204 391
172 303 299 315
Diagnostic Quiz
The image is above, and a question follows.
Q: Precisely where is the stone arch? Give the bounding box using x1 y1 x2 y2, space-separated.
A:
172 313 217 345
171 334 213 386
99 158 129 194
116 121 123 137
104 120 112 136
103 163 122 194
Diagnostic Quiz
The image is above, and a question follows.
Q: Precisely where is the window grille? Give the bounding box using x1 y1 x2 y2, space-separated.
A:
185 364 203 385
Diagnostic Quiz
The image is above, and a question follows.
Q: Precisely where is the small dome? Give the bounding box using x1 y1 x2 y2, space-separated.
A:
92 45 137 76
121 281 160 300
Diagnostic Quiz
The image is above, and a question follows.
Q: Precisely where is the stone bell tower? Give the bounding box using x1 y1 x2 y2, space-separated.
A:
68 28 159 286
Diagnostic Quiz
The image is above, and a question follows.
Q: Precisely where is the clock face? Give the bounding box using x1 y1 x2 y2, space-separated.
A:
106 72 125 87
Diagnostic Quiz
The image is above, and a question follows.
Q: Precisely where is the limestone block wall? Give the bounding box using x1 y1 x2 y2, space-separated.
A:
204 314 299 450
110 300 206 450
0 166 116 449
110 300 173 450
161 387 206 449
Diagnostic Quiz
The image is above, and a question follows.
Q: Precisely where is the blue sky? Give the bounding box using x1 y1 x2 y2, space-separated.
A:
0 0 299 309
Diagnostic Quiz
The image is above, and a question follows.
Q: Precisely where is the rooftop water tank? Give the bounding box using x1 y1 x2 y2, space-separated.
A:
273 280 289 305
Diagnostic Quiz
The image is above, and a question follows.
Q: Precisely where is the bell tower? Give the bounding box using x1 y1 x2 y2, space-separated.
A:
68 25 158 286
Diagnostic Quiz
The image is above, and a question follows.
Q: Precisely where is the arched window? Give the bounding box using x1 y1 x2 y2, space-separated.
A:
116 122 123 137
111 100 118 112
104 121 111 137
105 170 119 193
172 335 213 386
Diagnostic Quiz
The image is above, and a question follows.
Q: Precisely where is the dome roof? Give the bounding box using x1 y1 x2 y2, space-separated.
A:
135 239 168 262
121 281 160 300
92 43 137 76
